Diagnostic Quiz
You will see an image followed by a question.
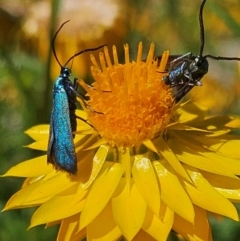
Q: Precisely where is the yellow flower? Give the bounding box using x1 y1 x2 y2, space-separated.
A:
3 43 240 241
80 43 173 147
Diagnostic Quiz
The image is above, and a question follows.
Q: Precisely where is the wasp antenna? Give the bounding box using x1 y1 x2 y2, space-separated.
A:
199 0 207 57
64 44 107 67
52 20 70 68
204 54 240 61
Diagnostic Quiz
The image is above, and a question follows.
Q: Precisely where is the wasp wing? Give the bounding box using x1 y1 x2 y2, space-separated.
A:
154 55 182 71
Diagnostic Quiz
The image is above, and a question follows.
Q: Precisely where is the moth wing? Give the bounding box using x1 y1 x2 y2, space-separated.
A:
47 89 77 174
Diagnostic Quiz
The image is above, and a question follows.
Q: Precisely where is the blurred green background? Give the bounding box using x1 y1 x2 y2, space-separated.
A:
1 0 240 240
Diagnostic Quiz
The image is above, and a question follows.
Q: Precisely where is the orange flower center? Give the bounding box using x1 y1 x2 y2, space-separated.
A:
80 42 174 147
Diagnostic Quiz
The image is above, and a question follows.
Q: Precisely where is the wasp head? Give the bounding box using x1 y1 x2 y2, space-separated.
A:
189 55 209 82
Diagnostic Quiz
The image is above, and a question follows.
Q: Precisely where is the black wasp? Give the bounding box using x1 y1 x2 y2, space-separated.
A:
47 20 104 174
161 0 240 103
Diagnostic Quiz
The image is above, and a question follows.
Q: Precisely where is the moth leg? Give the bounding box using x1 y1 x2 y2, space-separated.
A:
71 78 104 115
75 115 94 128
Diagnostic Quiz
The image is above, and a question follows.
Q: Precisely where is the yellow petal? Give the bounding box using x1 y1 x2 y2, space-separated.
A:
75 123 93 132
176 102 207 123
76 129 95 135
75 133 99 151
3 180 42 210
193 135 237 154
87 202 121 241
81 145 109 189
226 117 240 128
154 138 192 182
195 115 233 130
75 150 97 184
25 125 49 141
75 109 88 119
119 147 131 186
202 152 240 175
153 161 194 223
74 133 90 143
207 139 240 159
193 206 212 241
142 204 174 240
57 214 80 241
201 170 240 189
84 138 109 150
61 227 86 241
30 188 87 228
184 165 239 221
173 206 211 241
172 131 240 173
22 173 78 205
180 151 235 178
75 111 94 132
208 130 230 136
25 140 48 151
169 123 212 133
202 171 240 200
111 179 146 241
46 220 61 228
169 138 236 178
132 155 160 216
2 155 51 177
143 140 158 153
171 129 212 152
22 176 43 188
132 229 156 241
80 162 123 229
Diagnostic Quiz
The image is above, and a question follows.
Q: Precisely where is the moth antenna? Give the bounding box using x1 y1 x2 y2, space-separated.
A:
64 45 107 67
69 52 76 71
52 20 70 68
199 0 207 57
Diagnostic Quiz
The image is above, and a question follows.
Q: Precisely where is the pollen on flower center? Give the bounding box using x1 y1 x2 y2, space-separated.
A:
80 42 174 147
